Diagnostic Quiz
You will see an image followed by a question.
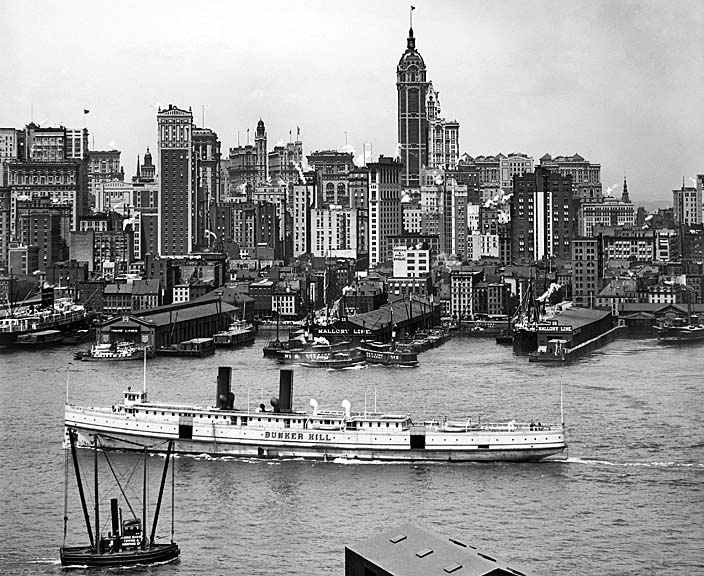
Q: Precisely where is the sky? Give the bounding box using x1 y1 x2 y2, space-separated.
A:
3 0 703 207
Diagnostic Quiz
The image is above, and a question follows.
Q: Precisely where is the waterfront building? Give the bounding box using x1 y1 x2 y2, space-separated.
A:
450 268 482 319
572 237 603 307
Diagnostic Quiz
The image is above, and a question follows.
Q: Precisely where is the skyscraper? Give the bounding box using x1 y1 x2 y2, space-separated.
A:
157 104 194 256
368 156 403 267
511 167 574 263
255 119 268 185
397 22 428 189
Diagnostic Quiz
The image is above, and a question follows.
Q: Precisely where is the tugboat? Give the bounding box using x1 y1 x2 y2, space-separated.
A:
213 319 256 347
357 341 419 367
60 430 180 567
657 307 704 343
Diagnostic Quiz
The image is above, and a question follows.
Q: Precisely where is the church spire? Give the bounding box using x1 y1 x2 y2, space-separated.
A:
136 155 141 178
621 176 629 203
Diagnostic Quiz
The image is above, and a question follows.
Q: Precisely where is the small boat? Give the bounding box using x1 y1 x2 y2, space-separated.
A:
80 341 151 361
59 429 180 567
300 349 365 369
13 329 64 348
358 341 418 367
213 319 256 348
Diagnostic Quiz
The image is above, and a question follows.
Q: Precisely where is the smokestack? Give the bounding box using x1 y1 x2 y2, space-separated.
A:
110 498 120 537
278 370 293 413
216 367 232 409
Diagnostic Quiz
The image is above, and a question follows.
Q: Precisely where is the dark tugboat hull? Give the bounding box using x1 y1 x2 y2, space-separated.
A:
60 543 180 567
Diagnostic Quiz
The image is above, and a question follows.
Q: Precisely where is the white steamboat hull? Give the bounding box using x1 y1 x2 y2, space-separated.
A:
65 412 566 463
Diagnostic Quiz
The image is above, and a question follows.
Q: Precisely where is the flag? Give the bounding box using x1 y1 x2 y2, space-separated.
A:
84 109 90 114
411 5 415 10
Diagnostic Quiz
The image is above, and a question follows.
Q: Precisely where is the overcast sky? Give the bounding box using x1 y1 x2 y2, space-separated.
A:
3 0 703 207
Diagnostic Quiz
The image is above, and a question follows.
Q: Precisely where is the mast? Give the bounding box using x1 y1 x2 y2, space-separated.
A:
150 441 173 546
143 345 147 395
93 435 100 553
142 445 148 550
68 429 94 550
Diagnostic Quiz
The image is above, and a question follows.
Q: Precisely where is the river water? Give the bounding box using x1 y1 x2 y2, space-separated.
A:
0 336 702 575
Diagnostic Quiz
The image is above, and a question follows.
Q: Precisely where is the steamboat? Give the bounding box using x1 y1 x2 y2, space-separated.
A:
0 297 88 347
65 367 567 462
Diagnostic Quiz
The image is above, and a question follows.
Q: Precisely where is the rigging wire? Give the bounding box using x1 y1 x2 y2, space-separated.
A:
63 441 70 546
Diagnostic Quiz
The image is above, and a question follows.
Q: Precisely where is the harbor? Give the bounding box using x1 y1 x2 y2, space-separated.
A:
1 335 701 575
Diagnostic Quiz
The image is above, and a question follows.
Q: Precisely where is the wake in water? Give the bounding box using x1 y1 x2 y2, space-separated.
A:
566 457 703 469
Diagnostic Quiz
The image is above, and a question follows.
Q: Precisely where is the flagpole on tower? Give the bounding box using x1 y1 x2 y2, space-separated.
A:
410 5 415 29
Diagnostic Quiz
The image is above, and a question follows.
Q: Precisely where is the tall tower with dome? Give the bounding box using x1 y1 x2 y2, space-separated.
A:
397 9 429 189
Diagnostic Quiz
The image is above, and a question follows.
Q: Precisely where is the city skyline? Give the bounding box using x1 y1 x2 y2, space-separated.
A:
3 0 703 206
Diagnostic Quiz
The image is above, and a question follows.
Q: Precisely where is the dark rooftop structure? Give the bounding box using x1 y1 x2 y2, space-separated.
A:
345 523 531 576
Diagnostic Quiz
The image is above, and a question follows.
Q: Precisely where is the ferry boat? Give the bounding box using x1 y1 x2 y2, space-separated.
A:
358 341 418 367
64 367 567 462
213 319 256 348
0 297 88 346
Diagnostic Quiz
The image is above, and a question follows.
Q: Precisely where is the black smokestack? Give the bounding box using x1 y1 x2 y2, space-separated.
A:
110 498 119 537
216 367 232 409
278 370 293 413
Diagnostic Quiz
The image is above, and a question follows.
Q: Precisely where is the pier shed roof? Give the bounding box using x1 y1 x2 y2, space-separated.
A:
548 307 611 329
345 523 529 576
